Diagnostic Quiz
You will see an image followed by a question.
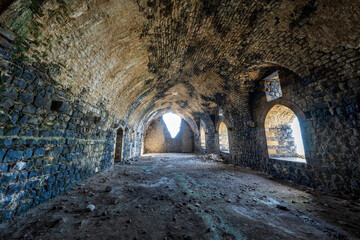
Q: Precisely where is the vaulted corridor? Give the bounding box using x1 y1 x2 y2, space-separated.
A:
0 0 360 238
1 154 359 240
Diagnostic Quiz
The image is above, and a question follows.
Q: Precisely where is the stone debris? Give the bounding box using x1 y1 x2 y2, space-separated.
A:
276 204 290 211
1 154 357 239
87 204 95 212
199 154 224 163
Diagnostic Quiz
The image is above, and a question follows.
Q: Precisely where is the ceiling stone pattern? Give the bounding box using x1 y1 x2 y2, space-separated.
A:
1 0 359 125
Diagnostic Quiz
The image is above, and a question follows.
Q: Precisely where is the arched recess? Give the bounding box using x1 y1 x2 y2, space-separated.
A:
135 107 201 154
114 127 124 162
198 114 217 154
215 108 233 154
264 104 306 162
200 119 206 150
143 114 194 153
219 122 230 152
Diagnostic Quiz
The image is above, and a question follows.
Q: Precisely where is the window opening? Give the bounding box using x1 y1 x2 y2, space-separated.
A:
264 71 282 102
51 101 63 111
265 105 306 162
219 122 229 152
200 126 206 149
162 113 181 138
200 119 207 149
219 108 223 117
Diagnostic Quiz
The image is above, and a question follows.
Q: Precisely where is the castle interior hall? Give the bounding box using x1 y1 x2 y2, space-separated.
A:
0 0 359 239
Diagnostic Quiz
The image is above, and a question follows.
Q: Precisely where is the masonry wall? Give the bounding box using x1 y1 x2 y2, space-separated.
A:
0 28 115 222
229 68 360 198
143 117 194 153
265 125 297 158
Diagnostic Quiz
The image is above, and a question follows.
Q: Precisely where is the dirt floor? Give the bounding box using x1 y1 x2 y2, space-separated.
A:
1 153 360 240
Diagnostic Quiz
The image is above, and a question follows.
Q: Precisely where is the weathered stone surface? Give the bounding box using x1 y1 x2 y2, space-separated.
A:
0 0 359 223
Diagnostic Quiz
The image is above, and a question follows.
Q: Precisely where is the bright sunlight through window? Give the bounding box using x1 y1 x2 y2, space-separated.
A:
291 117 305 156
163 113 181 138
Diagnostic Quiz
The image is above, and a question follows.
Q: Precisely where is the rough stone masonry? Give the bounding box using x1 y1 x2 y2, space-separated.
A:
0 0 359 222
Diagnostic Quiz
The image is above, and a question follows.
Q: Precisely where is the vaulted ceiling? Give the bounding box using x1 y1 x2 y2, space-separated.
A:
1 0 359 126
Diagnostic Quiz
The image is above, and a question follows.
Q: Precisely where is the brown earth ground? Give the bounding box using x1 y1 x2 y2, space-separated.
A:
0 154 359 240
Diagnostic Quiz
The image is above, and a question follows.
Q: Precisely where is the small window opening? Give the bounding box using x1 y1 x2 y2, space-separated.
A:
51 100 63 111
219 122 229 152
264 71 282 102
200 120 206 149
219 108 223 117
200 127 206 149
94 116 101 124
265 105 306 162
162 113 181 138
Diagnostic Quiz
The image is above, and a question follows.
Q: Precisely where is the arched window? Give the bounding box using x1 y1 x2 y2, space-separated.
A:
162 112 181 138
219 122 229 152
114 128 123 162
265 105 306 162
200 120 206 150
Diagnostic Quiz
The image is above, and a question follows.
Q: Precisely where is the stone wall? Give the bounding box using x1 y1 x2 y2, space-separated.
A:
264 105 299 158
229 69 360 198
0 27 115 222
143 117 194 154
265 125 296 158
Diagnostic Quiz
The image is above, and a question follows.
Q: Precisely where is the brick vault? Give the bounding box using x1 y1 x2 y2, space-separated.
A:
0 0 359 224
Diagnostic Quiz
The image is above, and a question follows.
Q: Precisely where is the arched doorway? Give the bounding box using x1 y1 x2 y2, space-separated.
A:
219 122 229 152
265 105 306 162
143 113 194 153
114 128 123 162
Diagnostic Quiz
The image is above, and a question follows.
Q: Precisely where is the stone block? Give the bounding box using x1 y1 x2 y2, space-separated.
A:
34 96 45 108
15 162 27 171
0 113 10 123
34 148 45 157
19 92 34 104
0 26 15 41
22 105 36 114
0 86 18 99
5 150 23 162
18 115 28 125
0 163 8 172
6 183 22 194
0 97 14 109
29 170 37 178
18 172 28 181
0 196 12 209
11 112 19 124
0 173 17 187
0 47 10 60
12 78 26 89
22 71 35 82
24 148 33 159
1 73 12 85
4 126 20 136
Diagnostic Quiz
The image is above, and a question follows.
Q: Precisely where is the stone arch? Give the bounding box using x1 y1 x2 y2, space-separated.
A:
218 121 230 153
198 114 217 154
137 108 201 153
114 127 124 162
200 119 206 150
263 103 307 162
142 114 194 153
